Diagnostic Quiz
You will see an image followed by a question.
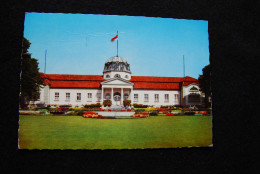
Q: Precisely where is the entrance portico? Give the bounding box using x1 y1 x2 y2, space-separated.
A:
101 78 134 106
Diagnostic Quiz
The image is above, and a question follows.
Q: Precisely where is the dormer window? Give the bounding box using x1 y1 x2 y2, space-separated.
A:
190 86 199 92
106 74 110 78
114 74 121 78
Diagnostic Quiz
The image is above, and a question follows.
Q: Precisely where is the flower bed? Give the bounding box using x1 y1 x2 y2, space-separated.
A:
99 108 112 112
82 112 99 118
133 103 148 108
82 111 119 119
199 111 209 115
84 103 101 108
132 112 150 118
19 112 30 115
121 109 133 112
184 111 195 116
149 111 158 116
166 113 175 116
50 110 65 115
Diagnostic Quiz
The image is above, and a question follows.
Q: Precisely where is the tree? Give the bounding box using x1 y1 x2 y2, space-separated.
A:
20 37 44 108
198 64 211 108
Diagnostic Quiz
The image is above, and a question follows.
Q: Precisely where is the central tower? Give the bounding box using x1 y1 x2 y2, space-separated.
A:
103 56 131 80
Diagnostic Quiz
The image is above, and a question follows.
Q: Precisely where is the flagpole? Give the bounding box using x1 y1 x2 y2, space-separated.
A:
44 49 47 74
117 31 118 57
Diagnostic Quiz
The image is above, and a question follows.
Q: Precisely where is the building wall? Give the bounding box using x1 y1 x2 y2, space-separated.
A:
49 88 102 107
132 89 180 107
30 83 203 107
182 84 203 106
28 84 49 107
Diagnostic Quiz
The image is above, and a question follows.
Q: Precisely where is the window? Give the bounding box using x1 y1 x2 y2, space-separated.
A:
144 94 149 102
125 75 129 79
114 74 121 78
106 74 110 78
66 93 70 101
134 94 138 102
87 93 92 101
190 86 199 92
174 94 179 104
165 94 169 102
55 92 59 101
77 93 81 101
155 94 159 102
97 93 101 101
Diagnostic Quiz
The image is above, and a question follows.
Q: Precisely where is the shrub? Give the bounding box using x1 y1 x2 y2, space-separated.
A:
103 100 112 107
123 100 131 107
133 103 148 108
84 103 101 108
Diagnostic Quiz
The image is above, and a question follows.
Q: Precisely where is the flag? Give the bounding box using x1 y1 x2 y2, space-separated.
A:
111 34 118 42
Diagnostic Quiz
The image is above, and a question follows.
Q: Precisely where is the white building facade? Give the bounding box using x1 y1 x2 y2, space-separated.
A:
31 56 203 107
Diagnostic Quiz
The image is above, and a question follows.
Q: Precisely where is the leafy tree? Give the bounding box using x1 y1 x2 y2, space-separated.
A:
20 37 44 108
198 64 211 108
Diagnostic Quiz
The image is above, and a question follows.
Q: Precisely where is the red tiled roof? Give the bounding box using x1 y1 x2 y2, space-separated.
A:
182 81 199 86
41 73 103 88
133 82 180 90
50 81 101 88
130 76 184 83
40 73 198 89
41 73 104 81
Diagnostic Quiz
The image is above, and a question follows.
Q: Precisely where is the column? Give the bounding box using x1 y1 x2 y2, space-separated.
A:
111 88 114 105
101 87 104 104
130 87 133 105
121 88 123 105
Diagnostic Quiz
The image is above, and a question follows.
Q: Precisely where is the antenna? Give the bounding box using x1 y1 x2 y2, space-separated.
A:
44 49 47 73
183 55 185 77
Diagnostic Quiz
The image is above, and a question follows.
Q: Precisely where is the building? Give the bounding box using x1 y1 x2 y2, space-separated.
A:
31 56 203 107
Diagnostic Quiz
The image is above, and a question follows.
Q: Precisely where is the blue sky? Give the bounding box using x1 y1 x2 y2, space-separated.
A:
23 13 209 78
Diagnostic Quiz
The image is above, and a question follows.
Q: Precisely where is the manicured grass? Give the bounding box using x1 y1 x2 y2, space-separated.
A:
19 115 212 149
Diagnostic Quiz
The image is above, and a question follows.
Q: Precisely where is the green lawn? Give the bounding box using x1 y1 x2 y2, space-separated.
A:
19 115 212 149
